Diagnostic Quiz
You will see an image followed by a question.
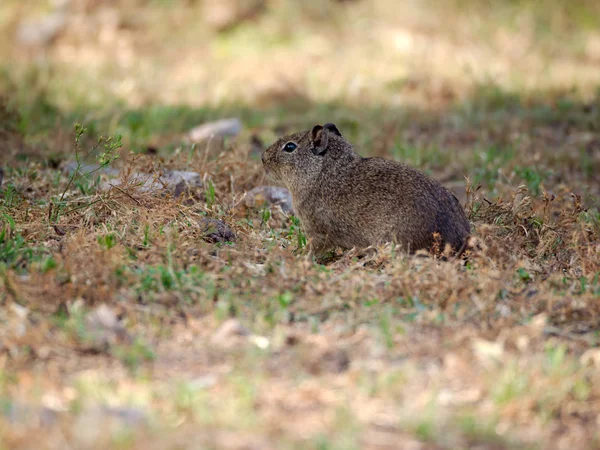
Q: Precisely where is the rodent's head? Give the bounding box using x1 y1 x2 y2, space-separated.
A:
262 123 352 190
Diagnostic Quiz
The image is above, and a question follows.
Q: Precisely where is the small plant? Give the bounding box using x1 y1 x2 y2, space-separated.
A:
277 291 293 308
74 176 98 196
378 306 394 349
288 216 307 250
260 207 271 225
54 305 88 342
414 420 435 441
517 268 531 283
97 233 117 250
113 339 155 373
363 298 379 307
0 213 46 271
492 365 530 405
0 182 21 209
580 147 594 179
514 166 546 196
544 343 567 374
205 179 216 208
579 208 600 235
142 223 151 248
160 265 177 290
132 263 206 303
50 123 122 223
40 256 57 273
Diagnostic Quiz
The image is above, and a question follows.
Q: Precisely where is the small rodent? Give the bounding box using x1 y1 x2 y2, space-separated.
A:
262 123 470 255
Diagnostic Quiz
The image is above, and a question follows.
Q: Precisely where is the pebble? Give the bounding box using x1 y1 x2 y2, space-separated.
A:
187 118 242 143
245 186 294 213
198 218 236 243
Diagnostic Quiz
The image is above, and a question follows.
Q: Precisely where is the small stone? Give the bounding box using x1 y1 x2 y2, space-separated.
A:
16 6 67 47
87 304 119 329
40 407 60 427
581 348 600 367
189 375 218 390
6 302 29 338
249 335 270 349
61 161 120 177
161 170 204 197
187 118 242 143
198 218 236 243
61 163 204 197
84 304 132 349
107 170 203 197
211 319 250 347
246 186 293 213
471 338 503 367
308 348 351 374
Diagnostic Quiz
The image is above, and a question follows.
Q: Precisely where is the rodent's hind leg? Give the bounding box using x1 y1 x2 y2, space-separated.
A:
306 236 334 258
308 240 343 265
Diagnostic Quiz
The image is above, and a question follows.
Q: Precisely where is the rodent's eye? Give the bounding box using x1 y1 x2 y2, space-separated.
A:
282 142 297 153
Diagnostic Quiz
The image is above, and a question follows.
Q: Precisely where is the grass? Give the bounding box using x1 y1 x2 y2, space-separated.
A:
0 0 600 449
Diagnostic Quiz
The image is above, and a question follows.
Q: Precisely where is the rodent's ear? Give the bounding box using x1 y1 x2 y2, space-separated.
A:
311 125 323 140
323 123 342 137
311 125 329 155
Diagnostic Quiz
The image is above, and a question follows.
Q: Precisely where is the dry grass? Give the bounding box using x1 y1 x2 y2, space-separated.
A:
1 1 600 449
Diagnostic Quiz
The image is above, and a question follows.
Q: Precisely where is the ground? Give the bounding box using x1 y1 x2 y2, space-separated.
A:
1 1 600 449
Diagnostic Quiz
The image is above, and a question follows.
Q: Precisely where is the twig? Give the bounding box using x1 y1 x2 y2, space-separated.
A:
108 183 142 206
62 197 106 216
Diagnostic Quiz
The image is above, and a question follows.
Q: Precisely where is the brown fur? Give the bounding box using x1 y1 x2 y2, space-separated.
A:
262 124 470 255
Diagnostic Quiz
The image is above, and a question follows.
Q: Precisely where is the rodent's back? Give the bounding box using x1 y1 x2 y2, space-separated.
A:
308 156 469 251
369 158 470 251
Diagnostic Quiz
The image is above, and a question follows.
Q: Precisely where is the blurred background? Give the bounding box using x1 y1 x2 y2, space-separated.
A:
1 0 599 195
